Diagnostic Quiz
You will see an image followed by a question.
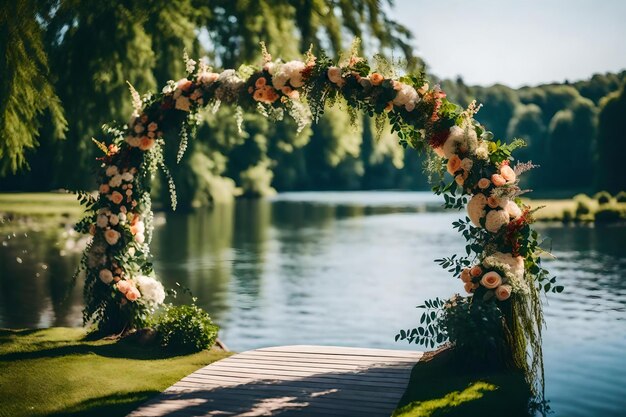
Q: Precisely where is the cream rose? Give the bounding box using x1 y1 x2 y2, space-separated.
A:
105 165 118 177
109 214 119 226
481 271 503 289
485 209 510 233
505 200 522 219
467 193 487 226
327 66 344 86
495 284 512 301
461 158 473 173
125 136 140 147
96 214 108 228
109 174 123 188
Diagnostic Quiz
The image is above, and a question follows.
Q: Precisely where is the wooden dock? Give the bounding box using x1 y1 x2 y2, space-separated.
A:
128 345 423 417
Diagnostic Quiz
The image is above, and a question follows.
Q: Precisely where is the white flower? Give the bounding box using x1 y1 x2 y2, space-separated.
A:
109 174 123 188
485 209 510 233
467 193 487 226
135 233 145 244
475 141 489 160
96 214 108 228
442 126 465 159
505 200 522 219
105 165 119 177
327 66 344 85
392 84 419 109
99 269 114 284
136 275 165 305
118 212 127 224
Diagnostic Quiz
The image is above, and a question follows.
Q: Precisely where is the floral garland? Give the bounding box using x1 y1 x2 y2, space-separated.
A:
76 43 558 390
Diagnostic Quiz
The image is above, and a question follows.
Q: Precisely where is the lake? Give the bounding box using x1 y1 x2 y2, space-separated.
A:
1 191 625 416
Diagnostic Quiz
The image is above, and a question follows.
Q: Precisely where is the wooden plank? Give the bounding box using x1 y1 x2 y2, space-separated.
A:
127 345 422 417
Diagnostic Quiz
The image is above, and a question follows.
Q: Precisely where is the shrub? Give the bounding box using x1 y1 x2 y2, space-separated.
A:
594 191 612 205
562 210 573 223
616 191 626 203
574 199 592 218
594 207 625 223
154 304 219 353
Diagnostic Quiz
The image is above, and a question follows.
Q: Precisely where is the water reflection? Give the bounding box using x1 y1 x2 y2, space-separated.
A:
0 193 625 416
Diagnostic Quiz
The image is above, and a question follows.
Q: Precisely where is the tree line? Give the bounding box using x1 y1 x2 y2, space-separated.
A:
1 1 624 209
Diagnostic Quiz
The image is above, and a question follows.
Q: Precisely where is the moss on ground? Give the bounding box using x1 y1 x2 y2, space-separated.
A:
393 349 533 417
0 327 231 417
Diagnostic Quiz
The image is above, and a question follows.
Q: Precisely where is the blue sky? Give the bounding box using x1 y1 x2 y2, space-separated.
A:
388 0 626 87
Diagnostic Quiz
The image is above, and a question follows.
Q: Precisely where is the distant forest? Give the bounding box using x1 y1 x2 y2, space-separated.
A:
2 1 625 208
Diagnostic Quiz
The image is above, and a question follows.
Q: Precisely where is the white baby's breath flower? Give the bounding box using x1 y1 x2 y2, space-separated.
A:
485 209 510 233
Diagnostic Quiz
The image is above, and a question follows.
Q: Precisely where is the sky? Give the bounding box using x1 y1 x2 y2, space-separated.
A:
388 0 626 87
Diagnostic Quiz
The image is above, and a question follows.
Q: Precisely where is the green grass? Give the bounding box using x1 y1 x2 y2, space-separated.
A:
0 192 83 217
524 197 626 222
393 349 533 417
0 327 231 417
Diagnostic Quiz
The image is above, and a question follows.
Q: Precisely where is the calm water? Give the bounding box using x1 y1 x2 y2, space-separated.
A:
1 192 625 416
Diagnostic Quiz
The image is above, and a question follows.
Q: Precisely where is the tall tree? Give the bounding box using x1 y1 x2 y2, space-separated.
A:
596 82 626 193
0 0 66 176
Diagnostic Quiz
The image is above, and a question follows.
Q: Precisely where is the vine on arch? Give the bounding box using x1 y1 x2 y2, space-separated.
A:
75 43 558 394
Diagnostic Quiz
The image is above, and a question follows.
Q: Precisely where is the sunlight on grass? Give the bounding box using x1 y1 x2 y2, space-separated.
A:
394 381 498 417
0 328 231 417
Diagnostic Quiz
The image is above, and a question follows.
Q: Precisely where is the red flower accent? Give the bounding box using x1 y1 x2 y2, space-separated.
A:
428 129 450 149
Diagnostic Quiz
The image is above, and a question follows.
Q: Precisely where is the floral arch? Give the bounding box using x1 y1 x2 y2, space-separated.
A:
76 43 558 392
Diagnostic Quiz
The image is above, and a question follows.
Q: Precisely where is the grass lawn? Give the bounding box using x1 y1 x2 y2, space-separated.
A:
0 192 83 217
0 327 231 417
393 348 533 417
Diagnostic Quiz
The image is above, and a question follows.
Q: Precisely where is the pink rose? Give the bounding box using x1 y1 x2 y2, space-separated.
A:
447 155 462 175
477 178 490 190
491 174 506 187
104 229 121 246
110 191 124 205
495 284 512 301
470 266 482 277
481 271 503 289
116 280 131 294
126 286 141 301
500 165 517 183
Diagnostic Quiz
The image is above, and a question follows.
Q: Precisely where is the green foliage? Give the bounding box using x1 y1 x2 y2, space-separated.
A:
0 1 67 175
154 304 219 353
594 206 625 223
594 190 612 205
596 82 626 193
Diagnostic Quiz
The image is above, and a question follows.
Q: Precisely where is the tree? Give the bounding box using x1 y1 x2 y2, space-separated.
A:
596 82 626 193
0 1 66 176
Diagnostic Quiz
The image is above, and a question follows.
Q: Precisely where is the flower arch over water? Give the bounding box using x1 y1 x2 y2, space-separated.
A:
75 42 559 395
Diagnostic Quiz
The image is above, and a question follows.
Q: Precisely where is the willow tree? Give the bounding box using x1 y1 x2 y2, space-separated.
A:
0 1 66 176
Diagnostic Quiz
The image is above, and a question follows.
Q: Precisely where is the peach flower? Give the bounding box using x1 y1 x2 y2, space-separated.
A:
176 78 193 92
89 224 96 236
116 280 131 294
384 102 393 113
370 73 384 86
491 174 506 187
487 196 500 209
126 286 141 301
110 191 124 205
139 137 155 151
505 200 522 219
455 174 465 186
197 71 219 85
481 271 503 289
105 165 118 176
464 282 476 294
175 96 191 112
99 269 114 284
327 66 344 86
500 165 517 183
477 178 491 190
104 229 121 245
255 77 267 88
147 122 158 132
460 269 472 283
495 284 512 301
470 265 483 277
125 136 140 147
447 155 462 175
99 184 110 194
133 124 145 134
433 147 445 158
